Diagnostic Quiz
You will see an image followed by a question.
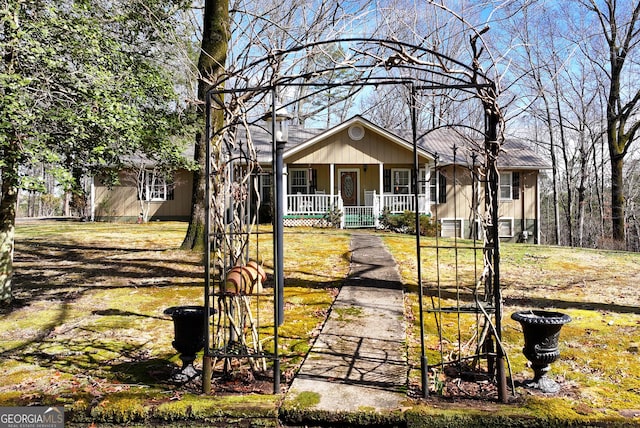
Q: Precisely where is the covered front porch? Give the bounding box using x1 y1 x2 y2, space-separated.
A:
279 161 432 228
276 116 435 228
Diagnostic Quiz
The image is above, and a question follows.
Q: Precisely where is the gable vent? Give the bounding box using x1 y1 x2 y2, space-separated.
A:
348 124 365 141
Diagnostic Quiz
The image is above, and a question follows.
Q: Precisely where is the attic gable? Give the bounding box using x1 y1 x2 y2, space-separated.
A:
284 115 434 161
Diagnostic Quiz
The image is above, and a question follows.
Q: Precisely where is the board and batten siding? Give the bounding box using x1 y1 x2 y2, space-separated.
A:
287 128 426 165
94 169 192 221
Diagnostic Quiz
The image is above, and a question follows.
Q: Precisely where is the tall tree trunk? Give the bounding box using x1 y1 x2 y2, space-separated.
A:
610 152 625 241
585 0 640 243
555 92 573 247
577 144 589 247
0 151 19 305
541 96 561 245
1 2 22 305
181 0 229 250
592 133 605 242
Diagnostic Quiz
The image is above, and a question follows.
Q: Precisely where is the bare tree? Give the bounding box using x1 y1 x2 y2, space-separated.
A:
360 0 472 129
494 3 565 244
181 0 379 248
579 0 640 244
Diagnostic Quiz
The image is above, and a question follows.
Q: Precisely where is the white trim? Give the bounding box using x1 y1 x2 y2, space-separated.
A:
282 164 288 215
90 176 95 221
337 168 361 206
330 163 335 201
378 162 384 199
536 173 541 244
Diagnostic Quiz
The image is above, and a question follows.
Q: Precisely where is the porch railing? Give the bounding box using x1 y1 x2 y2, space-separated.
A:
380 193 429 214
284 191 430 227
343 206 376 228
287 194 340 215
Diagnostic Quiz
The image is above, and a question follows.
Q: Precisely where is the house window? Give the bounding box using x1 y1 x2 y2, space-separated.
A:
500 172 512 200
499 218 514 237
290 169 309 194
419 168 428 194
430 170 447 203
392 169 410 194
500 172 521 200
139 170 173 201
441 219 462 238
383 169 391 193
260 172 272 204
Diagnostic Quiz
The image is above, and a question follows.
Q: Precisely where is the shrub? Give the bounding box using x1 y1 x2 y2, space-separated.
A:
322 206 342 228
379 209 439 236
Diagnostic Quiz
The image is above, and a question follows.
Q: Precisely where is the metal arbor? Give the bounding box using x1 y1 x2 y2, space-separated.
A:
201 37 509 401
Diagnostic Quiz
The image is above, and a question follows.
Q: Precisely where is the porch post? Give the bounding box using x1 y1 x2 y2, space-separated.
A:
330 163 335 206
338 190 345 229
373 190 380 228
378 162 384 207
536 172 541 244
90 176 95 221
282 163 288 215
424 163 431 215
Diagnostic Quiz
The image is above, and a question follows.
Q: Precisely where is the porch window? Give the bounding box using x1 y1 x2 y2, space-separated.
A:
290 169 308 194
419 168 428 194
392 169 410 194
383 169 391 193
260 172 272 204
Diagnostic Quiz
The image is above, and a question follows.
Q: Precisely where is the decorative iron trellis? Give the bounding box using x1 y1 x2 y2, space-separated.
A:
201 37 510 401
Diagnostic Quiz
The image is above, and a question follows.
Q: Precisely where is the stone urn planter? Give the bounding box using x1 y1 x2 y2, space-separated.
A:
511 310 572 393
164 305 209 382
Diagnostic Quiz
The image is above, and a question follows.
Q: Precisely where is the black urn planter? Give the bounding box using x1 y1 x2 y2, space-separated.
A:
164 305 208 382
511 310 571 393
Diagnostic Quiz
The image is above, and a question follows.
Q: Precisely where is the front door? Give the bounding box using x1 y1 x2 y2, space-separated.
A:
340 171 358 206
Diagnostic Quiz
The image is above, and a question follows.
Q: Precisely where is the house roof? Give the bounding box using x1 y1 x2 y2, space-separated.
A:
241 116 549 170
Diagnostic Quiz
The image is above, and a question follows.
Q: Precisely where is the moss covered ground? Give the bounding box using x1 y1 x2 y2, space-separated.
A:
382 233 640 426
1 222 638 426
1 221 348 426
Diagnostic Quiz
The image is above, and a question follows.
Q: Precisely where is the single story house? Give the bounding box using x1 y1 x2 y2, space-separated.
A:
91 115 549 243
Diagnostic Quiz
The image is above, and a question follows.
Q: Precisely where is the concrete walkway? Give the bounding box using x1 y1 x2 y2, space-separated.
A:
286 233 407 412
